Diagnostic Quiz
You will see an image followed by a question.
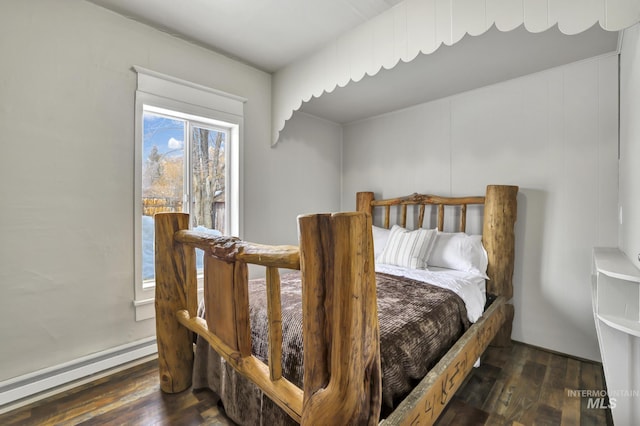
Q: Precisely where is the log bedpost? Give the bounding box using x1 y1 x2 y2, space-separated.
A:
298 211 382 425
482 185 518 347
154 213 197 393
356 191 374 216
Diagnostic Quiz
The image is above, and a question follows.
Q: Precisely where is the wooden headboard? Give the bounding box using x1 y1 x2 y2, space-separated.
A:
356 185 518 344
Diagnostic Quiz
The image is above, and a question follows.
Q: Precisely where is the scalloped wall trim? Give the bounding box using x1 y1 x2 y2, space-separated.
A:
272 0 640 145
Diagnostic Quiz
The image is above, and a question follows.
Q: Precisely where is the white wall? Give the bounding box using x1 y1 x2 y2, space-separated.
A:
0 0 341 383
342 54 619 361
248 111 342 245
620 24 640 269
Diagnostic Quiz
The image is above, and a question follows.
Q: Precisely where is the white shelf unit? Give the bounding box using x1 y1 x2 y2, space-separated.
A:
592 247 640 425
593 247 640 336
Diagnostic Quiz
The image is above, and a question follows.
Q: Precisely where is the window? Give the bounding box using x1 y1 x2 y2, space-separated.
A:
141 106 231 285
133 67 245 320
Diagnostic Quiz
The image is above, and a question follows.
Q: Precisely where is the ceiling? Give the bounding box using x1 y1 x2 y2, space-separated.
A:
300 24 619 124
87 0 403 72
87 0 619 127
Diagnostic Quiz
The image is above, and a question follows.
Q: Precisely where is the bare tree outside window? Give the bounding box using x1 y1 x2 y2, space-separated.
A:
191 127 225 231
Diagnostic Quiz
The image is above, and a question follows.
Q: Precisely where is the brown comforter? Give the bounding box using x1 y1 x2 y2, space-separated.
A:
193 271 470 425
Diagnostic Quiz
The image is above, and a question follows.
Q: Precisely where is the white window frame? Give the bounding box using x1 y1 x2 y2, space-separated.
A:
132 66 245 321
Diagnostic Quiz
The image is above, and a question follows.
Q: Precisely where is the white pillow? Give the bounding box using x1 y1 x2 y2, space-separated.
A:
377 225 437 269
372 226 391 260
427 232 489 278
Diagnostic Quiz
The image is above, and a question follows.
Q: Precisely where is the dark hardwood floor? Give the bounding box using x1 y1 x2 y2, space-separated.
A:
435 342 612 426
0 342 612 425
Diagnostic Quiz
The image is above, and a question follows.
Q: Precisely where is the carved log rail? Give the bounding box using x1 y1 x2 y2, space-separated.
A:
380 296 507 425
359 192 486 233
173 230 300 269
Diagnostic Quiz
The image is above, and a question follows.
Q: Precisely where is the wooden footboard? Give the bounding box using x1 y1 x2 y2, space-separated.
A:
154 184 517 425
154 211 381 424
154 213 304 420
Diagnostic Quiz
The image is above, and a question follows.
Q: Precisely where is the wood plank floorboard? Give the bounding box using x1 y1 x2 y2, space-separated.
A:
435 343 612 426
0 342 612 425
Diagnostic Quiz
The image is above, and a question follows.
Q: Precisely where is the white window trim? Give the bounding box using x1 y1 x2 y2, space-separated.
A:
133 66 246 321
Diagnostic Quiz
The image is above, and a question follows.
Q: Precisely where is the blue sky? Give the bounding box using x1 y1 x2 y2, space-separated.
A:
143 112 185 161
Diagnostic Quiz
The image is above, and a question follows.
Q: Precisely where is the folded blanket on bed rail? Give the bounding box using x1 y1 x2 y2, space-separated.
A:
194 271 471 425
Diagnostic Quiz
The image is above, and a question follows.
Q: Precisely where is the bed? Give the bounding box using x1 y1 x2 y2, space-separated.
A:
154 184 518 425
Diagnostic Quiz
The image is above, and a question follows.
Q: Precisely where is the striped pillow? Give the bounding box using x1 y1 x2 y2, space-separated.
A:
377 225 437 269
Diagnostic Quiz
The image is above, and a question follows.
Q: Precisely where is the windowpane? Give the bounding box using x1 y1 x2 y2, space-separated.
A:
191 126 226 232
142 112 186 282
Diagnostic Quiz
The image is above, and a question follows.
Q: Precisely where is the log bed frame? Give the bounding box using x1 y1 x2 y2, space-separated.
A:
154 184 518 425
